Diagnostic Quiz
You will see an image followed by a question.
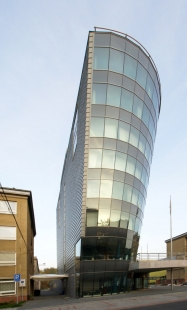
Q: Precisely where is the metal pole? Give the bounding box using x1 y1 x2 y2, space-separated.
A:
22 286 23 302
170 196 173 260
171 268 173 290
17 282 18 304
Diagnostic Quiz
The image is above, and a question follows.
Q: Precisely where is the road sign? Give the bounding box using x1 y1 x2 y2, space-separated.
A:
14 274 21 282
19 279 26 287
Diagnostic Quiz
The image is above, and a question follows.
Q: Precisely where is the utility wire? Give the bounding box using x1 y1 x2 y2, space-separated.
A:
0 183 30 255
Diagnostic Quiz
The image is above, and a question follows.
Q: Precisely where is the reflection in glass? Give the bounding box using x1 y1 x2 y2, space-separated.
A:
123 184 132 203
109 49 124 74
142 105 150 128
124 54 137 80
107 85 121 107
92 84 107 105
87 180 100 198
110 210 121 227
102 149 115 169
112 181 124 200
128 214 135 230
129 126 139 147
120 211 129 229
135 160 142 180
87 210 98 226
89 149 102 168
131 187 139 206
98 209 110 226
115 152 127 171
126 156 136 175
100 180 113 198
104 118 118 139
146 74 154 99
136 63 147 89
90 117 104 137
133 96 143 119
138 133 146 154
118 121 130 142
94 48 109 70
121 89 133 112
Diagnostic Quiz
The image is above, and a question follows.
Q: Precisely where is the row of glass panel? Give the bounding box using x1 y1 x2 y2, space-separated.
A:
86 209 142 233
90 117 152 165
94 33 158 89
89 149 149 189
92 84 156 141
87 180 145 211
93 47 160 116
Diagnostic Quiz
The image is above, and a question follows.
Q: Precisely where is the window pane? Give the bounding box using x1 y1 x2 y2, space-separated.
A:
133 96 143 119
148 115 154 137
100 180 113 198
104 118 118 139
112 181 124 200
0 201 17 214
152 87 158 115
115 152 127 171
135 161 142 180
138 133 146 154
109 49 124 74
111 34 125 51
131 188 139 206
89 149 102 168
141 167 146 186
0 227 16 240
126 156 136 175
135 218 140 233
107 85 121 107
94 34 110 46
86 210 98 227
146 74 154 99
120 211 129 228
94 48 109 70
98 209 110 226
136 63 147 89
138 192 143 210
118 121 130 142
124 54 137 80
92 84 107 104
102 149 115 169
87 180 100 198
110 210 121 227
121 89 133 112
123 184 132 203
145 142 151 161
129 126 139 147
142 105 150 128
128 214 135 230
90 117 104 137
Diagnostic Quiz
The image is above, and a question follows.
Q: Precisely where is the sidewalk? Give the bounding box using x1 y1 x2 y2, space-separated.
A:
5 286 187 310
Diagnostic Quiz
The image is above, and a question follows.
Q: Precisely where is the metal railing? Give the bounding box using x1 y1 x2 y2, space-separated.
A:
136 252 187 261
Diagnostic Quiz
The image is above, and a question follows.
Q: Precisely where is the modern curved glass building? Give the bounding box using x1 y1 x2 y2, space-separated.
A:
57 28 161 297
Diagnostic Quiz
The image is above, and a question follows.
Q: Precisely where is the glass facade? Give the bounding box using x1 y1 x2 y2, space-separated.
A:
57 29 161 298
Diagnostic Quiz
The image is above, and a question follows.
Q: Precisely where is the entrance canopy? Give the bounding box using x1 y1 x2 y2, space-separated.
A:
30 274 68 281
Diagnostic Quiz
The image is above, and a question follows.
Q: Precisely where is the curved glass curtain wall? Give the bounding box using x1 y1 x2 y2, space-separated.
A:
86 32 161 239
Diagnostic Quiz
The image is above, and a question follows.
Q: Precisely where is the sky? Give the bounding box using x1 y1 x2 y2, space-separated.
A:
0 0 187 268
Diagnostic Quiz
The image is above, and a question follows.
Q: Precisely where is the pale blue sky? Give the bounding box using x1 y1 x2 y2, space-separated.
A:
1 0 187 267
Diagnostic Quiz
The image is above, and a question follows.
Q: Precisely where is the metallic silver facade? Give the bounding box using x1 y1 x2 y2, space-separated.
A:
57 30 161 297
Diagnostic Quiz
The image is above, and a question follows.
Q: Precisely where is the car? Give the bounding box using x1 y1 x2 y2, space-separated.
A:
181 282 187 286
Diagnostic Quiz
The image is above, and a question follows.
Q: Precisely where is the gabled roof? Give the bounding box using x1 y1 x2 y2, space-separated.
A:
0 187 36 236
165 232 187 243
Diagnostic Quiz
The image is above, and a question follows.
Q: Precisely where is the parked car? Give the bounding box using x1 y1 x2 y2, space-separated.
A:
181 282 187 286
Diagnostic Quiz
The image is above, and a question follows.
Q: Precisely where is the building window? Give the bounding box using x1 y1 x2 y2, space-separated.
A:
73 110 78 155
0 280 15 295
0 226 16 240
0 200 17 214
0 252 16 266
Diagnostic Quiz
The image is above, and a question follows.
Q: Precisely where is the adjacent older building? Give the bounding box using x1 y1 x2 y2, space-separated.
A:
165 232 187 284
57 28 161 297
0 187 36 302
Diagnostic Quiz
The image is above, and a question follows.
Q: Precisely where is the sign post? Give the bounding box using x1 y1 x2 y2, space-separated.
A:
14 274 21 304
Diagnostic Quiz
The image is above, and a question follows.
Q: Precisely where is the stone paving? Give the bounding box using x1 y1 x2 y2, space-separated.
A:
3 286 187 310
